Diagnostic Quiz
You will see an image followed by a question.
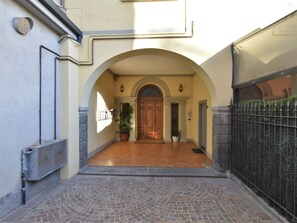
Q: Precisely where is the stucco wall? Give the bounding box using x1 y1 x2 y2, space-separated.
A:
64 0 297 109
65 0 186 34
88 70 116 156
192 75 213 157
114 75 193 98
0 0 61 218
200 46 233 106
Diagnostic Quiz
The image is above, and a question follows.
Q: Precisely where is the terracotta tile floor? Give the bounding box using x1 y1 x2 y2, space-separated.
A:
88 142 212 168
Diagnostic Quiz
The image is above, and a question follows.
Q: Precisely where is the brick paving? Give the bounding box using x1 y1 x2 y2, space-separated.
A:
1 175 280 223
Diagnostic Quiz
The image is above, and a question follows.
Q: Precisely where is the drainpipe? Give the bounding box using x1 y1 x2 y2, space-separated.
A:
39 45 60 144
21 151 26 205
60 0 65 8
21 148 33 205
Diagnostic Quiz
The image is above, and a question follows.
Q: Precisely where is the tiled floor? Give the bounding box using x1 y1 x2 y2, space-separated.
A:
88 142 212 168
1 175 280 223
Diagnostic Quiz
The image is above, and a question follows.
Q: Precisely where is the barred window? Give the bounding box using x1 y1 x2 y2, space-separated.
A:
97 110 113 121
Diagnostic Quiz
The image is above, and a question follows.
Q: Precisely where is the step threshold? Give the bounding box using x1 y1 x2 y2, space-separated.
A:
79 166 227 178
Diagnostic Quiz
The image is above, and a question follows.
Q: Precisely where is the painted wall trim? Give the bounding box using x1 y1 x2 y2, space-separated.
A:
112 74 195 77
79 25 193 66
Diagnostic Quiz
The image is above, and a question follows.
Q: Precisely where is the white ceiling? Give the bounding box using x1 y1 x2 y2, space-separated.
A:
109 54 195 76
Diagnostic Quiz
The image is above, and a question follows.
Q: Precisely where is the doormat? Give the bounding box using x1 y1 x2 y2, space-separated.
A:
192 148 204 154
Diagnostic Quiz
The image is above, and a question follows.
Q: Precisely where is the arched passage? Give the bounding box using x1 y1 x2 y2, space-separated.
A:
80 49 218 108
80 48 219 170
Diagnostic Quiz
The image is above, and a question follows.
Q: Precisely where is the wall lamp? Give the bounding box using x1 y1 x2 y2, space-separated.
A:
179 83 183 92
120 84 124 92
13 17 33 35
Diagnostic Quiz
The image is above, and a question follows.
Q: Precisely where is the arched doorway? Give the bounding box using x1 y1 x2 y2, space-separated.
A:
137 85 163 140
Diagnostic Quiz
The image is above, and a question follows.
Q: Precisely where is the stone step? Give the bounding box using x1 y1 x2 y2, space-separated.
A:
79 165 227 178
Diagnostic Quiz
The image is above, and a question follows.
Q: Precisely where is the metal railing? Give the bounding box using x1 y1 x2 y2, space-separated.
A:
231 98 297 222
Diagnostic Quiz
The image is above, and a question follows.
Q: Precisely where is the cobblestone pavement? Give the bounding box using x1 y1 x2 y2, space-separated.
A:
1 175 280 223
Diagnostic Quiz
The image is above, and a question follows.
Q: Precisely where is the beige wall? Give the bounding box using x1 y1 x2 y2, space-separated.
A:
114 75 193 98
88 70 116 155
65 0 186 34
192 74 213 157
200 46 233 106
186 98 193 140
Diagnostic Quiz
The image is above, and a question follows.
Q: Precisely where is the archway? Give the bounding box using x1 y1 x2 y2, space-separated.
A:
80 48 219 170
80 49 218 108
137 85 163 140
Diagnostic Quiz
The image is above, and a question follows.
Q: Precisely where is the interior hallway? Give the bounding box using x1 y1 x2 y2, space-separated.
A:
88 142 212 168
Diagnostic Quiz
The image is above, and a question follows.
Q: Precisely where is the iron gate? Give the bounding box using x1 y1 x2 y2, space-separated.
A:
231 98 297 222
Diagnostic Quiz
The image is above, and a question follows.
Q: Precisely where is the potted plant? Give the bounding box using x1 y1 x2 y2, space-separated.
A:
118 103 133 141
172 129 181 142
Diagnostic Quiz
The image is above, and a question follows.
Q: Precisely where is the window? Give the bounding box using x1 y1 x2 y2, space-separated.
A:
97 110 113 121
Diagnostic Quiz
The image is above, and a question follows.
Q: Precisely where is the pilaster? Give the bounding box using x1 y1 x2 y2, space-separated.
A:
212 106 231 172
79 107 88 169
164 98 172 142
59 38 80 179
179 100 187 142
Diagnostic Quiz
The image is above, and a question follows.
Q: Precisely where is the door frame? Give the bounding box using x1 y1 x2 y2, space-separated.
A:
199 100 207 150
137 85 163 140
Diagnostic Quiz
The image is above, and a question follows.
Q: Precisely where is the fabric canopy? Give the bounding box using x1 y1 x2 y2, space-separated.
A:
233 11 297 87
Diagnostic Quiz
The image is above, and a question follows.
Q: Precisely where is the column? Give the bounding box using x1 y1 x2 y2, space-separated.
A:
164 97 171 142
179 101 187 142
128 98 137 142
59 38 80 179
115 99 121 141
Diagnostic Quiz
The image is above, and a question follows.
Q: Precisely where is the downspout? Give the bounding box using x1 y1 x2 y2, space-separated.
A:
231 44 238 104
21 148 33 205
39 45 60 145
39 39 79 144
54 57 60 140
60 0 65 8
21 150 26 205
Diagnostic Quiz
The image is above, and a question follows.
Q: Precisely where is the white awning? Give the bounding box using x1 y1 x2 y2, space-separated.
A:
233 11 297 87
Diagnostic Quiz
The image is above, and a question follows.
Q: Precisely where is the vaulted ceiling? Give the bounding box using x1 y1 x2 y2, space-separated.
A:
109 54 195 76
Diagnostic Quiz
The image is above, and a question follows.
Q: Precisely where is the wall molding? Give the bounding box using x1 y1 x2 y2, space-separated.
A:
131 76 171 97
88 139 115 159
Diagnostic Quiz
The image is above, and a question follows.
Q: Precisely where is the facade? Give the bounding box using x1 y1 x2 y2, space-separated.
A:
0 0 82 218
0 0 296 219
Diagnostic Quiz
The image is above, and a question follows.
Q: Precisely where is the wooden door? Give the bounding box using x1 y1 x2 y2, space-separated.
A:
138 97 163 139
154 100 163 139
